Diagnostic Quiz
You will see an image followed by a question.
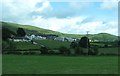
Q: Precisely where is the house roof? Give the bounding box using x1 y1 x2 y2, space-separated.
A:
14 37 29 40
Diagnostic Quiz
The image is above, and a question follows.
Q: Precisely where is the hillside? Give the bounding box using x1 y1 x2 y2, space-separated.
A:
1 21 83 38
1 21 118 42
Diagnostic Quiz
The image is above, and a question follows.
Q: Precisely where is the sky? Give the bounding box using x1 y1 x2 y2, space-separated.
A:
1 0 119 36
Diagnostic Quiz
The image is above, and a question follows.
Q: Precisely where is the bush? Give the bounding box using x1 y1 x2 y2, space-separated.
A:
118 40 120 46
5 51 22 55
88 48 93 55
88 47 99 55
23 52 30 55
59 46 70 55
2 41 16 52
14 51 22 55
92 47 99 55
105 53 117 56
49 50 55 55
8 41 16 51
29 51 36 55
104 44 108 48
40 46 48 54
100 53 105 56
2 41 9 53
70 41 78 48
74 47 83 55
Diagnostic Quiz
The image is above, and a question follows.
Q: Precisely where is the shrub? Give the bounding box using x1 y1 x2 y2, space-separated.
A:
2 41 9 53
2 41 16 52
49 50 55 55
40 46 48 54
100 53 105 56
88 47 99 55
59 46 70 55
105 53 117 56
14 51 22 55
5 51 22 55
70 41 78 48
92 47 99 55
8 41 16 51
29 51 36 55
104 44 108 48
5 51 13 54
23 52 30 55
88 48 94 55
118 40 120 46
74 47 83 55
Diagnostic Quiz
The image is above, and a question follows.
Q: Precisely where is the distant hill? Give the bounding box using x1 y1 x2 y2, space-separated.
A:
88 33 118 42
0 21 118 42
1 21 83 38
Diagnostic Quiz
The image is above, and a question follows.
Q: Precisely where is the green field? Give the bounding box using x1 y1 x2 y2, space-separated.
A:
98 47 118 55
2 55 118 74
35 40 71 49
3 40 70 51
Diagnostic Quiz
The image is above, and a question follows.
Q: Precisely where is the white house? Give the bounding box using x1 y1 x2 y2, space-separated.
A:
30 34 36 40
12 37 30 42
34 36 46 40
66 38 75 42
54 36 66 41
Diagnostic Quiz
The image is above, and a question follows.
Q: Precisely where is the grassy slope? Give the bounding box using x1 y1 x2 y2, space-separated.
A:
35 40 70 49
10 40 70 50
14 42 41 50
1 21 83 38
1 21 118 40
3 55 118 74
89 33 118 42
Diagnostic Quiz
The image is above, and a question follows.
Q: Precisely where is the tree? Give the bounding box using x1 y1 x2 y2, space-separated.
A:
79 36 90 48
118 40 120 46
16 28 26 37
70 41 78 48
2 27 16 40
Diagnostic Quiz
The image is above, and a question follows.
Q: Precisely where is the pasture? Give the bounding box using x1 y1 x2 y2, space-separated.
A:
2 55 118 74
34 39 71 49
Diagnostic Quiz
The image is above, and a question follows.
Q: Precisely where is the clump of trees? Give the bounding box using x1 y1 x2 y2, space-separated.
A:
2 27 16 41
2 27 26 53
16 28 26 37
2 27 16 53
79 37 90 48
70 36 99 56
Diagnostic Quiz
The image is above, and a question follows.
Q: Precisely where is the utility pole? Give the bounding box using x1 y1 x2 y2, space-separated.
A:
86 31 89 37
86 31 89 55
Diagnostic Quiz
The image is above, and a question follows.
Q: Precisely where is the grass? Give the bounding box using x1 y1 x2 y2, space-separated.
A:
34 40 71 49
0 54 2 75
14 42 41 50
98 47 118 55
2 55 118 74
7 40 70 50
1 21 118 40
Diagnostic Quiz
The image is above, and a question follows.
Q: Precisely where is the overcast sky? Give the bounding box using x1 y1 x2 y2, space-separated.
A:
1 0 119 35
